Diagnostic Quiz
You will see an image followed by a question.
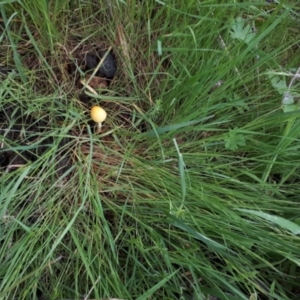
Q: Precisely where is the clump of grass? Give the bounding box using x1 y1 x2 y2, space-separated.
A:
1 1 300 300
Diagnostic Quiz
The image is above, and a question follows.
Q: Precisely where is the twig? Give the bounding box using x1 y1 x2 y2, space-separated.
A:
80 79 98 95
283 66 300 103
84 276 101 300
287 66 300 90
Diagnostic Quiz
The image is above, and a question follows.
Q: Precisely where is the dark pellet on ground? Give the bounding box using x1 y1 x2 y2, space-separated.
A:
85 49 117 80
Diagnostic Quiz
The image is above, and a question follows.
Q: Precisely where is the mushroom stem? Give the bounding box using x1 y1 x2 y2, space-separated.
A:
96 122 102 133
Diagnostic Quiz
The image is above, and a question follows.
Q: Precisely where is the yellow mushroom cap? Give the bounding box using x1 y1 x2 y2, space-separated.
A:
91 106 107 123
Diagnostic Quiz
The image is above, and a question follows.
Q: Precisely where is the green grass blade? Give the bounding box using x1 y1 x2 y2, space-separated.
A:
136 270 178 300
237 209 300 235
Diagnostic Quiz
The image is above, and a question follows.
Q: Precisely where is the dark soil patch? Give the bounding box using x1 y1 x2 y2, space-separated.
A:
0 103 72 177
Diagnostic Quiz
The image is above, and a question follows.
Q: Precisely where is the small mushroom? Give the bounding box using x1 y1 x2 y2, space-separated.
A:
91 106 107 133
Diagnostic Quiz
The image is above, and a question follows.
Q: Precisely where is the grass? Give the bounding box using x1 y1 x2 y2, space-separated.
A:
1 0 300 299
